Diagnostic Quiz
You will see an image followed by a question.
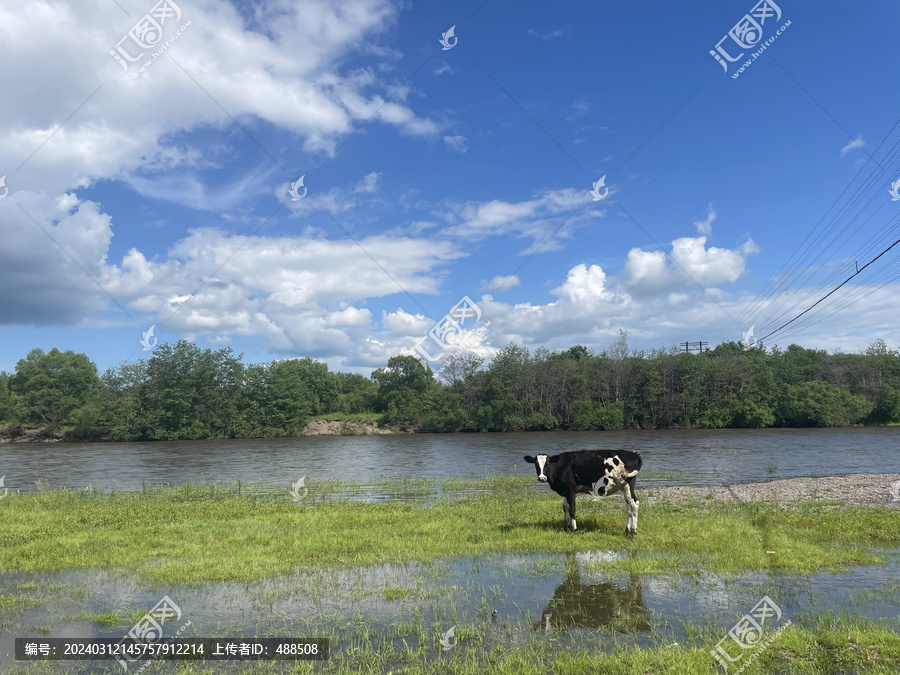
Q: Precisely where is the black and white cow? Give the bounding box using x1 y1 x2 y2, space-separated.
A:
524 450 643 537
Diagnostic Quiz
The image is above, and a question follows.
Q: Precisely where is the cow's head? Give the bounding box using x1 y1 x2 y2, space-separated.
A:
524 454 559 482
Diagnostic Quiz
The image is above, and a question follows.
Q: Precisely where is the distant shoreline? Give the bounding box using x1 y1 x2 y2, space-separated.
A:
0 419 401 444
2 422 898 444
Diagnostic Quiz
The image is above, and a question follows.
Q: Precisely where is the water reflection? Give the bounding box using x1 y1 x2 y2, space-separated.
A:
2 556 899 673
537 553 650 633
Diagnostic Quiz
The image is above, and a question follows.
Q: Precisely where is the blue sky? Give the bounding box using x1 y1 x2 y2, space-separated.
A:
1 0 899 375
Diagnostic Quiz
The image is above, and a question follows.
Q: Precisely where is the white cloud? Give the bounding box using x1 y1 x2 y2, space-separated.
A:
443 187 598 252
0 193 116 325
552 264 609 307
381 308 434 335
326 307 372 327
527 27 569 40
443 135 469 153
620 235 751 297
0 0 433 202
693 203 716 235
566 97 591 121
741 238 760 255
481 275 520 292
840 134 865 156
353 171 381 193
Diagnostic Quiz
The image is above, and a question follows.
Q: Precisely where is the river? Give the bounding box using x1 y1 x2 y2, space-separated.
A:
1 427 898 494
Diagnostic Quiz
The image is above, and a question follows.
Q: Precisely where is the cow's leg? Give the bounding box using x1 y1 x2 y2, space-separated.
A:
569 489 578 531
562 491 577 531
623 475 639 537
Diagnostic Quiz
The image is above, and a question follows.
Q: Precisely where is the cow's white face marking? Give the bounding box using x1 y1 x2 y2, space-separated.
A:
536 454 549 482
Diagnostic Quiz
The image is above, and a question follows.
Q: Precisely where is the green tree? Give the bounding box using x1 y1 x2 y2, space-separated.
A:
263 358 337 434
332 372 378 414
779 381 872 427
140 341 244 440
8 348 100 429
101 361 151 441
372 355 435 427
0 372 12 423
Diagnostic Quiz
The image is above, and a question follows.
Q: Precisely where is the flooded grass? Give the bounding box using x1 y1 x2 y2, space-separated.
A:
1 478 899 673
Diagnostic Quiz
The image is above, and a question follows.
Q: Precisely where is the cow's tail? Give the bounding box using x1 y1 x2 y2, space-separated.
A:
631 452 643 473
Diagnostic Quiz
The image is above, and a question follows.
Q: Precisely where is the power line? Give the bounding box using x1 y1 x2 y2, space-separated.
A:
718 115 900 344
758 233 900 343
774 265 900 344
758 209 900 335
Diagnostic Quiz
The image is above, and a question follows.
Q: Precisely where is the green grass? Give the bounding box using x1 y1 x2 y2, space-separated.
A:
5 616 898 674
1 478 897 585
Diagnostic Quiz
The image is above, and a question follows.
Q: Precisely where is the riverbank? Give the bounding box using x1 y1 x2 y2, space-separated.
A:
645 473 900 507
299 418 394 435
0 418 397 443
0 426 72 444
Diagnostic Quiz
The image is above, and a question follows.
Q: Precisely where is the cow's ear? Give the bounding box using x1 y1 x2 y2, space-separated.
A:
549 455 561 463
524 455 536 464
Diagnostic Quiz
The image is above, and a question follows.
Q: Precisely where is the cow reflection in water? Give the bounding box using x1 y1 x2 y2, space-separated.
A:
537 553 649 633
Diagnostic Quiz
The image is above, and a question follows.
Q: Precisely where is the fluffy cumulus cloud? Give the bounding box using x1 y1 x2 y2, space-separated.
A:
620 235 755 297
552 264 609 306
397 226 763 357
0 0 433 200
0 193 116 325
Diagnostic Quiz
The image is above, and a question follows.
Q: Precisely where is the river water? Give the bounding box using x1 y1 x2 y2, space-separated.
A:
1 427 898 495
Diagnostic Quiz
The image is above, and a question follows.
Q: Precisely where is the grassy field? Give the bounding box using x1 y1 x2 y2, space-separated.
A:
1 477 899 673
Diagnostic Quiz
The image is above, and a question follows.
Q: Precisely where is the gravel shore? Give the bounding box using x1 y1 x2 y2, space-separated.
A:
642 473 900 507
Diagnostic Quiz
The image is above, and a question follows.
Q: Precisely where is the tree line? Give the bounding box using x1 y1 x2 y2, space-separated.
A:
1 333 898 441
